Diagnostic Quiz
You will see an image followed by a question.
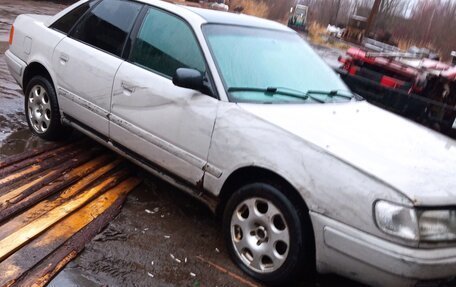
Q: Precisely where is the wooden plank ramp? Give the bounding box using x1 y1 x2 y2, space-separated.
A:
0 142 142 287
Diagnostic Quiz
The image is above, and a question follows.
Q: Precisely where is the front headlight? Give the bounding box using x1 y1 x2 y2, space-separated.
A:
419 210 456 241
374 200 419 240
375 200 456 242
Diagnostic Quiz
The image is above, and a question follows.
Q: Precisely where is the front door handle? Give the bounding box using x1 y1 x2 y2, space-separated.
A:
121 81 135 95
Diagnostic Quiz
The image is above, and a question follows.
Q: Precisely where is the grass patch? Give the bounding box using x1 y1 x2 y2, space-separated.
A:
229 0 270 18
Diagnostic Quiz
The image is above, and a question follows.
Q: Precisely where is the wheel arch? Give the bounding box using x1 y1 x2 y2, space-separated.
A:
216 165 317 275
22 60 71 140
23 61 55 93
216 166 312 223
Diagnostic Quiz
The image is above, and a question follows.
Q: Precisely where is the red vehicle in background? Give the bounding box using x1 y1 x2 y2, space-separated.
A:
337 46 456 139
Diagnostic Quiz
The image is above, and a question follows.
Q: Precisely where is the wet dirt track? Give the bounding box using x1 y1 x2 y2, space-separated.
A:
0 0 67 42
0 1 364 286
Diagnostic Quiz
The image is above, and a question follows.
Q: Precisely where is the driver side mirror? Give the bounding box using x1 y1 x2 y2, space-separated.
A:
172 68 214 97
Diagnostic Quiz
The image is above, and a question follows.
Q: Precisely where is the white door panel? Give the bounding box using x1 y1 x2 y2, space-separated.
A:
52 38 123 135
110 62 218 185
109 120 205 182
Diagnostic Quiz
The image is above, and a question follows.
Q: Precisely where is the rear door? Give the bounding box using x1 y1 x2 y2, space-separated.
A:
110 6 219 186
52 0 142 136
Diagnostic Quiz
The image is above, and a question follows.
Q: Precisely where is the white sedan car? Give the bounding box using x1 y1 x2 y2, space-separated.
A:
5 0 456 286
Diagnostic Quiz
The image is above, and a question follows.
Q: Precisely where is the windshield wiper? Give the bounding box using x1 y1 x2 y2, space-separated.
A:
306 90 353 100
228 87 353 103
228 87 356 103
227 86 311 102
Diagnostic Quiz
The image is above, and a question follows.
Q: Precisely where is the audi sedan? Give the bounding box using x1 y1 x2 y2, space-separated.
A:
5 0 456 286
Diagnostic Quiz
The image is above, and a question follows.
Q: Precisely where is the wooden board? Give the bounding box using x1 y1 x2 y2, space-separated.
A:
0 143 142 287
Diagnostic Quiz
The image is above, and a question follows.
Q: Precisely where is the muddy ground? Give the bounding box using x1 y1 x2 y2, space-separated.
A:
0 1 361 286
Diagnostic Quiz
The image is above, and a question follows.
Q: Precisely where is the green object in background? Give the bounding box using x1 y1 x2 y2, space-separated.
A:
288 4 308 31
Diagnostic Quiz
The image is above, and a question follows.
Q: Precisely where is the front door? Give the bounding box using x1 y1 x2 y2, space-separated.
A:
110 6 218 186
52 0 142 136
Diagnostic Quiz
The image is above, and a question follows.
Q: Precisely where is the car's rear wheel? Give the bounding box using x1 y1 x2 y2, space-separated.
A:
25 75 70 140
223 182 314 286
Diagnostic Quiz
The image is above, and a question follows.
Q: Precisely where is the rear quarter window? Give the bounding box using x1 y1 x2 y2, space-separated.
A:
51 1 96 34
71 0 142 57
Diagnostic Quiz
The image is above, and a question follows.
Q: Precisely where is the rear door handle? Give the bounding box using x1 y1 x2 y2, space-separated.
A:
59 53 69 64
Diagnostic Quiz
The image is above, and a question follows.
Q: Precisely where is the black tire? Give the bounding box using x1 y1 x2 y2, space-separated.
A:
24 75 71 141
222 182 314 286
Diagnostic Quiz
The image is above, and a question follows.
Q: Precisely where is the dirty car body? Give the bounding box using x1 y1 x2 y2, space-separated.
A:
5 0 456 286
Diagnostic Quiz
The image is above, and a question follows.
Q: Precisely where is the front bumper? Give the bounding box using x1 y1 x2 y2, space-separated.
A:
4 49 26 88
311 212 456 287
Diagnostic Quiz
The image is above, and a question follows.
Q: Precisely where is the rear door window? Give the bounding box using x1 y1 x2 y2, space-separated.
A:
130 7 206 78
71 0 142 57
51 1 96 34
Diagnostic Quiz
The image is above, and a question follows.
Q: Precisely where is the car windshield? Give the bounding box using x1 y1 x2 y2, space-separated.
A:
203 24 352 104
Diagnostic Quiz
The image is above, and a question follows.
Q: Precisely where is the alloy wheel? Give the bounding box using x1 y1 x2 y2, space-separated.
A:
28 84 51 134
230 197 290 273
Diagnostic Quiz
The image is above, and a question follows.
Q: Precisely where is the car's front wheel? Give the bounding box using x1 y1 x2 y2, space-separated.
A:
223 182 314 286
25 75 70 140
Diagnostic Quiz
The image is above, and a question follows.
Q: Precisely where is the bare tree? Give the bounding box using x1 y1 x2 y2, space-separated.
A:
233 0 456 61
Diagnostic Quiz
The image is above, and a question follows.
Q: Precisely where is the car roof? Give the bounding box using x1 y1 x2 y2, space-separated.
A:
135 0 292 32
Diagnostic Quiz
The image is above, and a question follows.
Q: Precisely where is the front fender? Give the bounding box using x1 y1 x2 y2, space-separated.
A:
205 102 414 247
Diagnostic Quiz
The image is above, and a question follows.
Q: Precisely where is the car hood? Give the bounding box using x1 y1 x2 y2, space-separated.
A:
238 101 456 206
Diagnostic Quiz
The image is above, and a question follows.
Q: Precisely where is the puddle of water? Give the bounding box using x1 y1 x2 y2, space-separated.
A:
0 128 45 159
47 264 101 287
0 27 28 150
